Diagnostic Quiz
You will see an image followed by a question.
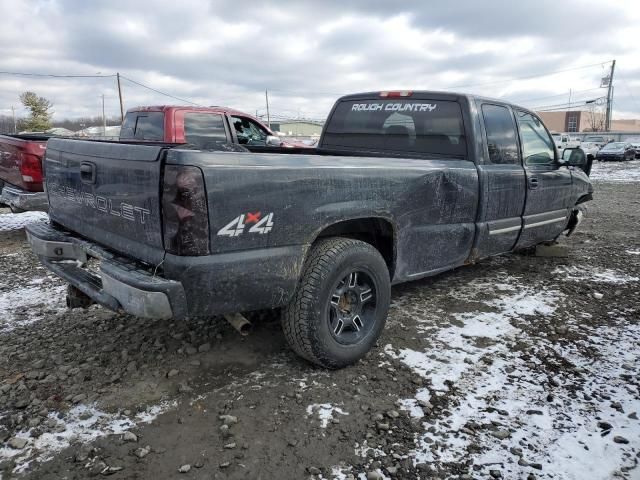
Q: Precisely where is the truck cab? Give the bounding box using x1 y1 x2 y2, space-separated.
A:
119 106 307 150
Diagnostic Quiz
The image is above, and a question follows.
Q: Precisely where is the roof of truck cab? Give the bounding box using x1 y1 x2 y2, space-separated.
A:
336 91 530 113
125 105 250 116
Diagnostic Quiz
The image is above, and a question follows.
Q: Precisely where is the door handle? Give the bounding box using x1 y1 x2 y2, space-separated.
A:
80 162 96 184
529 177 539 189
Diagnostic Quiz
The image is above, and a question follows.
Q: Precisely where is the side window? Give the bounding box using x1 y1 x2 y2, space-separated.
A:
231 116 268 146
134 113 165 141
120 112 164 141
516 111 555 165
481 104 519 165
184 113 227 149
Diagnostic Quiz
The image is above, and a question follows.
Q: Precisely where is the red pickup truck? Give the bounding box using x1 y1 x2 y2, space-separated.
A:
0 134 50 212
119 105 308 149
0 107 307 213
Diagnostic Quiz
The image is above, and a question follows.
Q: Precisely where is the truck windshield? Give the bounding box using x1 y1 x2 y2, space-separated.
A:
323 99 466 157
120 112 165 141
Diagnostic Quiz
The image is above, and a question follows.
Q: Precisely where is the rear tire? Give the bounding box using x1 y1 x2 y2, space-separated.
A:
281 237 390 369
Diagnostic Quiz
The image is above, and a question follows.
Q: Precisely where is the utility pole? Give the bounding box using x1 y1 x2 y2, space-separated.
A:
265 89 271 128
605 59 616 132
11 106 16 133
116 73 124 123
101 94 106 136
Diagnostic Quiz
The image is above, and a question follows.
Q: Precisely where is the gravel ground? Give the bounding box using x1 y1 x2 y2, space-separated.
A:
0 161 639 480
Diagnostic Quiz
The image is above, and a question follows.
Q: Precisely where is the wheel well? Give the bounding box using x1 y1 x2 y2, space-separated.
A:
315 218 395 279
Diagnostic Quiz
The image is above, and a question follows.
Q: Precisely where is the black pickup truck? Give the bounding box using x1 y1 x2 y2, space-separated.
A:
26 91 592 368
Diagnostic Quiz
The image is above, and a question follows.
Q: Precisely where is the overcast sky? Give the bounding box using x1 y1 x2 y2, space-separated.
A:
1 0 639 123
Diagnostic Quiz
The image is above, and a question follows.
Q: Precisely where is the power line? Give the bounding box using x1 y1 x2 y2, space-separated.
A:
533 99 604 111
0 70 115 78
119 75 204 106
511 87 603 105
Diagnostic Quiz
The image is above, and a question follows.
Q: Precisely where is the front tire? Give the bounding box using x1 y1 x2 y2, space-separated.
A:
282 237 390 369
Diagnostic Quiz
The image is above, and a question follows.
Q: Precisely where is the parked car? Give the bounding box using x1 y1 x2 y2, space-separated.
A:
26 91 592 368
0 133 50 212
595 142 636 161
120 106 311 150
580 134 607 162
625 137 640 158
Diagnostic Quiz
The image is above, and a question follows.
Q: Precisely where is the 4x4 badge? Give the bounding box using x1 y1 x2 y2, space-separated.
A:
217 212 274 237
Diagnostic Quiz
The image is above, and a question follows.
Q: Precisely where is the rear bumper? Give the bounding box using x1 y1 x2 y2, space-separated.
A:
25 222 187 320
0 185 48 212
25 222 306 320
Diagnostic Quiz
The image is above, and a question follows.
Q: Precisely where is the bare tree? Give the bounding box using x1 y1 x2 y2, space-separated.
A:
586 103 605 132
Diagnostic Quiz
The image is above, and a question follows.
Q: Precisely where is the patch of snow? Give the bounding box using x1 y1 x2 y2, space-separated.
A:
354 442 387 458
324 465 352 480
357 470 389 480
0 211 48 232
393 272 640 479
589 159 640 183
396 398 425 418
386 277 560 393
553 265 639 284
625 249 640 255
0 282 66 331
0 401 177 474
306 403 348 428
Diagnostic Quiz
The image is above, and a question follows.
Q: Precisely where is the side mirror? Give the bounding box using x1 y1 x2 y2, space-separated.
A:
561 147 590 175
265 135 281 147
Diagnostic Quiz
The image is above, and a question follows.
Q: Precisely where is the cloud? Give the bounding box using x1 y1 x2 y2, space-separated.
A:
0 0 638 122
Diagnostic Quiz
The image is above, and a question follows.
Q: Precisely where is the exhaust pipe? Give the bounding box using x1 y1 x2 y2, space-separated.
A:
66 285 94 309
224 313 252 336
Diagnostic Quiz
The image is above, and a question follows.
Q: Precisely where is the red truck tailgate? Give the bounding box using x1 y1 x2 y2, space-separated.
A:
0 134 48 191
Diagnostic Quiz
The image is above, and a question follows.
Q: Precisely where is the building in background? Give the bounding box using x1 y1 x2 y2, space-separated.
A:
537 109 640 134
609 119 640 132
536 110 606 132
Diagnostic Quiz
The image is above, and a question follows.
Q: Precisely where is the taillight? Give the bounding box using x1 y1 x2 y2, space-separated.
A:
19 153 43 184
380 91 412 97
162 165 210 256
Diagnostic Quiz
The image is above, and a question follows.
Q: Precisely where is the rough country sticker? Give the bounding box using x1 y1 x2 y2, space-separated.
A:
217 212 274 237
351 102 437 112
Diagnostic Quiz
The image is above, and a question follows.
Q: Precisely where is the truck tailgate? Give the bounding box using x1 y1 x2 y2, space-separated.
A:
0 134 47 192
44 138 167 265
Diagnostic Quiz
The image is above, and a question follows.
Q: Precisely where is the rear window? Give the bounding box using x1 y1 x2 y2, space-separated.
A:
322 99 466 157
184 113 228 149
120 112 165 141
